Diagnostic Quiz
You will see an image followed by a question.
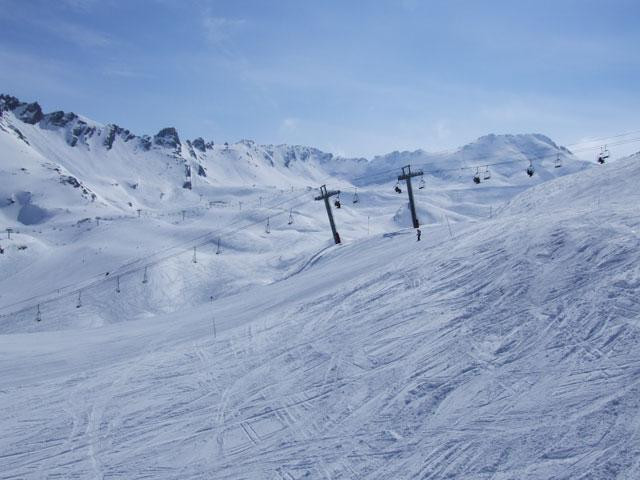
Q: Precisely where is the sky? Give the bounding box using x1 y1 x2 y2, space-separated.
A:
0 0 639 158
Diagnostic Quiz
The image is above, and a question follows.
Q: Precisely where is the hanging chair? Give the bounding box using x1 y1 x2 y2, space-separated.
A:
526 160 535 177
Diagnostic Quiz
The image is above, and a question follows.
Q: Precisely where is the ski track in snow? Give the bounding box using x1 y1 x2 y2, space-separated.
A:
2 102 640 477
3 172 640 477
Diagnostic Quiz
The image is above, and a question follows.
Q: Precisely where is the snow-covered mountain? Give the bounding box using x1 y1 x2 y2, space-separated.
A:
1 116 638 478
1 94 588 229
0 95 594 324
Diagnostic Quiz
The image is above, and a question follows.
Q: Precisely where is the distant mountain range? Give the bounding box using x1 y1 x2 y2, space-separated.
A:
0 94 589 227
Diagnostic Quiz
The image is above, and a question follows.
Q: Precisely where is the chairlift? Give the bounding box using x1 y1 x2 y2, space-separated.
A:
394 182 402 194
526 160 535 177
473 168 481 184
483 166 491 180
288 208 294 225
555 154 562 168
265 217 271 233
352 188 359 203
418 177 426 190
597 145 609 164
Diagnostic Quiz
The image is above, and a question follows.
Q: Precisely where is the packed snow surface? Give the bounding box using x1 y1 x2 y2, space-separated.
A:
1 96 639 478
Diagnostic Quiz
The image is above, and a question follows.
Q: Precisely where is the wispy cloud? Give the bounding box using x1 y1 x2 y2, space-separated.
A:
0 47 84 97
35 18 114 48
202 16 246 45
100 64 151 79
0 4 115 50
58 0 102 12
280 117 300 133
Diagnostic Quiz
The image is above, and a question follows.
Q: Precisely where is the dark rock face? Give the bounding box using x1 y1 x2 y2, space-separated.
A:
59 174 94 198
103 124 134 150
43 110 78 128
16 102 44 124
0 95 44 124
192 137 206 152
197 164 206 177
139 135 152 151
68 121 96 147
8 125 29 145
60 175 81 188
154 127 181 153
185 140 197 159
0 94 21 112
104 125 118 150
266 145 334 168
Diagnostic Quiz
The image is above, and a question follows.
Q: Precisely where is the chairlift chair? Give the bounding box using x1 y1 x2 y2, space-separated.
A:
288 209 294 225
526 160 535 177
473 168 481 184
555 154 562 168
394 182 402 194
334 194 341 208
483 166 491 180
598 145 609 164
352 188 359 204
418 177 426 189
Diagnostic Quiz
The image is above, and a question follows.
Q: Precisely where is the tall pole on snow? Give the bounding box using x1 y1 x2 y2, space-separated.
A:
398 165 422 229
314 185 341 244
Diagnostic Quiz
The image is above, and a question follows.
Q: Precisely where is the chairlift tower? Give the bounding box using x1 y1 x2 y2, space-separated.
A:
398 165 423 229
314 185 341 244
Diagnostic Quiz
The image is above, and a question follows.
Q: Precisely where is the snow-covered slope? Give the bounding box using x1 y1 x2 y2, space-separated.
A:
1 145 638 478
0 95 591 324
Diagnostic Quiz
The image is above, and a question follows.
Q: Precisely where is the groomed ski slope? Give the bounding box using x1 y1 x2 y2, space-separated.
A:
1 155 640 479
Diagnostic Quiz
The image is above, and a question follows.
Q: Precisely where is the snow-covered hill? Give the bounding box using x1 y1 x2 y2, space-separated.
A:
1 136 638 478
0 94 593 333
1 94 588 227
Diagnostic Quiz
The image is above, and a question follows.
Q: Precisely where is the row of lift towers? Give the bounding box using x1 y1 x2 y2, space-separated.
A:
314 145 611 245
315 165 422 245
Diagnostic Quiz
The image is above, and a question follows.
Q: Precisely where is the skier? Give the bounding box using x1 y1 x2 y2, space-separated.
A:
416 228 421 241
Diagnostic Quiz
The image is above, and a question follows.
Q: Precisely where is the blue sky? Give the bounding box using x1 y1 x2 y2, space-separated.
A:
1 0 639 157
